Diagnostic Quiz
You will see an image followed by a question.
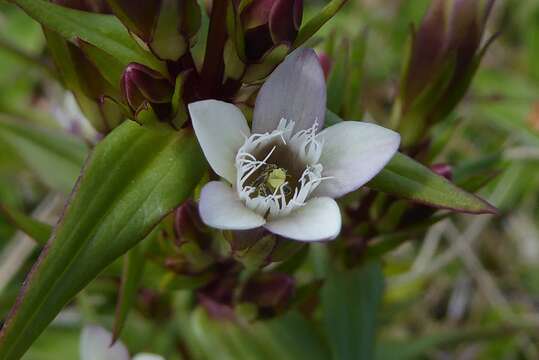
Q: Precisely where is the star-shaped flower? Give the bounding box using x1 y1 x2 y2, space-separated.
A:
189 48 400 242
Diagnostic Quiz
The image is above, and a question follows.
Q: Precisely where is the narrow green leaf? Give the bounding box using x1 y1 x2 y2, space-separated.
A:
326 39 349 114
0 116 87 193
10 0 164 73
0 121 206 359
112 234 152 342
293 0 349 49
369 153 497 214
0 204 52 245
322 262 385 360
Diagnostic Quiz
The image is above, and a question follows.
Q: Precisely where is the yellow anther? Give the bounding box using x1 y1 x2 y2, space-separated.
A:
267 168 287 190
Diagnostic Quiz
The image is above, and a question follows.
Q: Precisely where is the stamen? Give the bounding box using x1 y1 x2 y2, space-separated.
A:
235 118 333 218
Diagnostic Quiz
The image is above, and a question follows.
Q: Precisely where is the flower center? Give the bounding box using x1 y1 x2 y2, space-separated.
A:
235 119 325 219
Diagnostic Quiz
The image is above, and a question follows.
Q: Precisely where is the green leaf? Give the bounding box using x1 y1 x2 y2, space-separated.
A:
186 309 330 360
112 234 152 343
11 0 164 73
0 204 52 245
375 323 534 360
369 153 497 214
326 39 349 114
78 40 126 93
0 116 87 193
0 121 206 359
322 262 385 360
293 0 349 49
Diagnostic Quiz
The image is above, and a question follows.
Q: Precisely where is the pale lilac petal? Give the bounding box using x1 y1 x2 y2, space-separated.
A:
313 121 400 199
199 181 266 230
80 326 129 360
189 100 250 184
265 197 341 241
252 48 326 135
133 354 165 360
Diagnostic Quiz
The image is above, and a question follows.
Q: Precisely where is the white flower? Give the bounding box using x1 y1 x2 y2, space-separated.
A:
80 326 164 360
188 48 400 242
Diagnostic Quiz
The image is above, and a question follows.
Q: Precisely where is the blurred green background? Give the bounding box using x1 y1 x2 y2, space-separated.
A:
1 0 539 359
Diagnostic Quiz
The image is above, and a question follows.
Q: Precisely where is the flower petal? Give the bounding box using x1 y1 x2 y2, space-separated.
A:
199 181 266 230
133 354 165 360
265 197 341 241
189 100 250 183
80 326 129 360
252 48 326 135
314 121 400 199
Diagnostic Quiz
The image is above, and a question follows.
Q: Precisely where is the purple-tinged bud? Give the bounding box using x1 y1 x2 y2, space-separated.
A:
174 200 211 248
107 0 201 61
430 163 453 181
240 0 303 61
120 63 174 112
397 0 496 146
241 273 295 314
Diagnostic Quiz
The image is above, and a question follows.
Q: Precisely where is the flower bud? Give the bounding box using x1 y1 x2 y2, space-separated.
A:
174 200 211 248
107 0 201 60
397 0 495 145
430 163 453 181
120 63 174 112
240 0 303 61
241 273 295 316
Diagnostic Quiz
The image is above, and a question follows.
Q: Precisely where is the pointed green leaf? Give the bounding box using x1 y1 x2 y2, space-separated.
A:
0 121 205 359
10 0 165 73
369 153 497 214
0 204 52 245
0 116 87 193
293 0 349 49
321 262 384 360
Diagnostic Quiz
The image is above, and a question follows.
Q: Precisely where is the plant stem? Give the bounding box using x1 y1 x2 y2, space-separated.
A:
200 0 229 99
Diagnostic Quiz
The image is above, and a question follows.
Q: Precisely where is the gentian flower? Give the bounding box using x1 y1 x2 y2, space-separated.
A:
188 48 400 242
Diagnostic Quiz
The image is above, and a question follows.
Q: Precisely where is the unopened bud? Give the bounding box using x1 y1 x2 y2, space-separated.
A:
241 273 295 315
430 163 453 181
240 0 303 61
108 0 201 60
398 0 495 145
120 63 174 112
174 200 210 248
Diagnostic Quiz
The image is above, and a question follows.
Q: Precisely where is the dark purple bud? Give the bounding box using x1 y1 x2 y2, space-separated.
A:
174 200 211 248
120 63 174 111
241 0 303 61
430 163 453 181
241 273 295 312
403 0 495 108
398 0 495 145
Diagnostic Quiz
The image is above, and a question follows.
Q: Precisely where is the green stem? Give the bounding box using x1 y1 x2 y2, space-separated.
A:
200 0 229 98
